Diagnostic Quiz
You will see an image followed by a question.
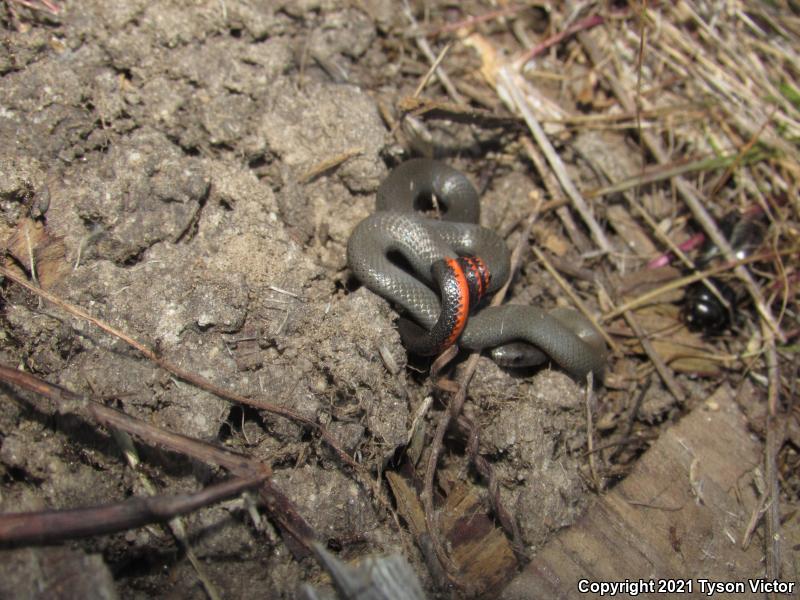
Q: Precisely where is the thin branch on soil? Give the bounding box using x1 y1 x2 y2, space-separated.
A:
0 364 269 479
0 270 417 559
762 322 784 583
516 13 604 65
426 5 524 38
622 308 686 403
6 0 60 16
569 142 704 277
461 414 527 561
600 247 799 322
0 364 321 558
299 147 364 183
532 245 619 354
0 265 359 472
520 136 593 255
0 474 266 545
584 148 772 200
584 372 601 490
609 376 651 464
114 428 220 600
413 41 453 98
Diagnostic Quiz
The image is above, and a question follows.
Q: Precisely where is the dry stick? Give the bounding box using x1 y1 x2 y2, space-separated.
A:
583 148 771 200
422 213 537 582
9 0 61 15
497 66 614 255
413 41 453 98
571 140 739 324
299 147 364 184
584 372 600 490
762 321 783 587
569 141 701 276
578 30 785 342
623 308 685 403
460 416 526 562
0 364 320 556
0 365 268 478
520 136 593 254
113 427 221 600
426 5 524 37
517 13 605 65
402 1 465 105
0 265 358 471
0 474 266 545
1 271 409 560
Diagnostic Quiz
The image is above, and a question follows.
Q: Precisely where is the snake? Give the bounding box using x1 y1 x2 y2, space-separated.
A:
346 159 607 379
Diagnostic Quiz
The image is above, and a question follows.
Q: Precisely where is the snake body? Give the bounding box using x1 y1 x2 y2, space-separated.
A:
347 159 607 379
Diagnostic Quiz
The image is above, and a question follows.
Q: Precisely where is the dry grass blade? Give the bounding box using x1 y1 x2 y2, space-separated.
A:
532 246 618 354
579 21 787 341
601 249 799 322
403 1 464 105
7 0 60 15
584 148 773 200
497 67 614 256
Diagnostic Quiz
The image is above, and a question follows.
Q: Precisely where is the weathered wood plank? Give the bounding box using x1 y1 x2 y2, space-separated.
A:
501 384 796 599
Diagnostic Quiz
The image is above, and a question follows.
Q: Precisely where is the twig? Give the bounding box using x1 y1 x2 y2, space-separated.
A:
0 364 269 478
413 41 453 98
0 364 320 558
497 66 615 255
0 266 406 557
520 136 592 254
584 372 601 490
461 415 527 562
517 13 604 66
584 148 772 200
762 321 784 585
610 376 651 463
0 474 266 545
600 247 799 322
299 147 363 183
0 265 359 471
113 429 220 600
622 308 686 403
532 245 619 354
7 0 61 15
402 1 464 105
426 5 524 38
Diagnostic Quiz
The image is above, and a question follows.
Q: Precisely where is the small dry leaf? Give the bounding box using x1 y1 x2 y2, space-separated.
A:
542 232 569 255
5 217 68 288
